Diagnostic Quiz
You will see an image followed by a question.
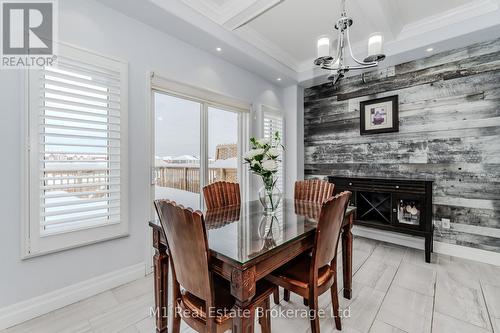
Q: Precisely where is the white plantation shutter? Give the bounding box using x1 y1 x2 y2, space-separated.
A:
263 107 284 195
26 44 128 255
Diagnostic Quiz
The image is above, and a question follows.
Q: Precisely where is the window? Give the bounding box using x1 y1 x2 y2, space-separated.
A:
25 44 128 256
151 74 250 210
263 106 284 194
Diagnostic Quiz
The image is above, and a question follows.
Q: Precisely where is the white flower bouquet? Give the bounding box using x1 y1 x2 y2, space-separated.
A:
244 132 284 211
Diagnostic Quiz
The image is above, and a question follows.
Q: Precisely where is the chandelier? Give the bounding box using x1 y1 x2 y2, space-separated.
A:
314 0 386 85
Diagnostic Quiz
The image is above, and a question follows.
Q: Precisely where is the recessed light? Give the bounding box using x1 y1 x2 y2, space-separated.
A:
426 47 434 52
276 78 282 81
216 47 222 52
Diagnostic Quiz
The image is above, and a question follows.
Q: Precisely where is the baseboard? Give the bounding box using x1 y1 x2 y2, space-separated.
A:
352 225 424 250
433 242 500 266
353 226 500 267
0 262 146 330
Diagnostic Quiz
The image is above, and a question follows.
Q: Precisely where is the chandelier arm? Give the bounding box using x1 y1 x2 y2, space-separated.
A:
321 64 345 70
348 64 378 70
322 63 377 70
346 25 377 66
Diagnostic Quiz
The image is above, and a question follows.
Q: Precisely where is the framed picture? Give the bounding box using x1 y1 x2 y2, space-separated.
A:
360 95 399 135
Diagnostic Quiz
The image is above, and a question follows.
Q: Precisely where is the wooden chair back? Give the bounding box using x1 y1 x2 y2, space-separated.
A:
205 205 241 230
294 200 321 220
312 191 351 269
294 179 335 203
154 199 213 302
203 181 241 209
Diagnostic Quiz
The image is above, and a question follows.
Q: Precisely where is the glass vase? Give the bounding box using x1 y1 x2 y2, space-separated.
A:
258 185 282 214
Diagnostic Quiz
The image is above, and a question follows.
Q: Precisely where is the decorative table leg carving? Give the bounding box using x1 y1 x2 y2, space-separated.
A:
230 267 256 302
153 229 169 333
342 214 353 299
230 267 257 333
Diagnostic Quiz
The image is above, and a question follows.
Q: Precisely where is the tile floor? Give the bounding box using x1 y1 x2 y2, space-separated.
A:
3 237 500 333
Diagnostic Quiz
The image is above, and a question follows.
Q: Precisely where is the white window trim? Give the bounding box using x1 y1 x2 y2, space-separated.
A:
151 74 251 113
22 43 129 259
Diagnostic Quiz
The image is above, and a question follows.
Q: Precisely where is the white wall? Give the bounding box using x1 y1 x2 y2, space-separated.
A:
283 85 305 198
0 0 284 308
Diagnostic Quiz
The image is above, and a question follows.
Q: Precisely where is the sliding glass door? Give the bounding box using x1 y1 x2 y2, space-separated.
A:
208 106 239 185
154 92 201 209
153 91 246 209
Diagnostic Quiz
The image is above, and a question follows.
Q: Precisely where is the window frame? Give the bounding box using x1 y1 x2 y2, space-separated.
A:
22 43 129 259
149 74 251 209
145 73 251 273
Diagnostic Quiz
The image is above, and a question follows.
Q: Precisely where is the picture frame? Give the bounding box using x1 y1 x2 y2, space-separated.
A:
360 95 399 135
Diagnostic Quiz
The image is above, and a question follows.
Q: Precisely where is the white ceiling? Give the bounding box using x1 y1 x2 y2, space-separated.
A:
98 0 500 86
244 0 483 69
179 0 500 73
247 0 378 66
390 0 471 24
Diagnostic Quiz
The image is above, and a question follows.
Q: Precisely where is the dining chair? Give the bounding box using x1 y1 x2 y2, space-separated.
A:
266 191 352 333
203 181 241 209
294 179 335 203
154 199 275 333
276 179 336 304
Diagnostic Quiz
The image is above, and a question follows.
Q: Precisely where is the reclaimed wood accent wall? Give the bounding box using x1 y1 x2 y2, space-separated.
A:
304 38 500 252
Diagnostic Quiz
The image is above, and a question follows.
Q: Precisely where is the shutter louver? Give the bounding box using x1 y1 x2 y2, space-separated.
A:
263 112 284 194
38 57 123 234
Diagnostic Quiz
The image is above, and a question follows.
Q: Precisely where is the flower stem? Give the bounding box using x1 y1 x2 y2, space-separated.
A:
264 177 275 211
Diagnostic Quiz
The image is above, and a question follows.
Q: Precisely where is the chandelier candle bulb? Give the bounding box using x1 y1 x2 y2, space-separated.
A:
368 34 383 56
317 36 331 58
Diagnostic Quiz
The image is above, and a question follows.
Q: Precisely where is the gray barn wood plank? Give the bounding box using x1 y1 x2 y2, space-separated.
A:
304 38 500 253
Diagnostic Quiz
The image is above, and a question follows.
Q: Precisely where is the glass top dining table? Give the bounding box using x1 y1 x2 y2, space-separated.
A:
151 199 356 265
149 198 357 333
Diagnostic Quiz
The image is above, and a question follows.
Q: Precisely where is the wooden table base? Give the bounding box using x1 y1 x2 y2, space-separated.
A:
153 228 169 333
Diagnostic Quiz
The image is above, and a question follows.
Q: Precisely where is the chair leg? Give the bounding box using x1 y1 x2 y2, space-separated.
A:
207 319 217 333
303 298 309 306
172 279 182 333
259 297 272 333
273 287 280 305
331 280 342 330
283 289 290 302
309 296 320 333
172 304 181 333
265 298 272 333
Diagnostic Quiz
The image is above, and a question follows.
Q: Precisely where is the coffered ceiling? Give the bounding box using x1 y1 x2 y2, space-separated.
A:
248 0 470 67
186 0 494 71
98 0 500 85
181 0 284 30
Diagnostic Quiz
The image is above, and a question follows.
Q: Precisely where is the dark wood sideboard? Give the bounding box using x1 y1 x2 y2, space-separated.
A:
328 176 434 263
